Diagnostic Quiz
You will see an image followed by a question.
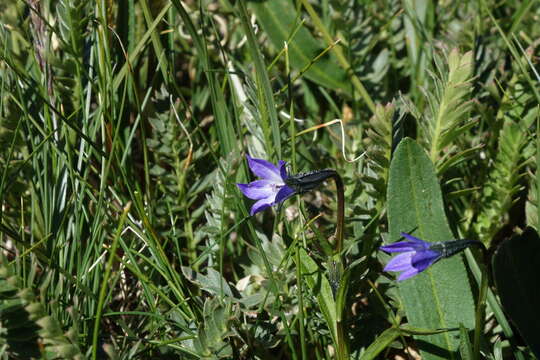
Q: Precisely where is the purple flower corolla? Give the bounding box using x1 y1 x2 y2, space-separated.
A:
237 155 296 216
380 232 442 281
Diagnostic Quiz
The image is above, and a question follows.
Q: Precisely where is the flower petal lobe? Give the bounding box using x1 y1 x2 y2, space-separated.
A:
247 155 282 182
237 180 274 200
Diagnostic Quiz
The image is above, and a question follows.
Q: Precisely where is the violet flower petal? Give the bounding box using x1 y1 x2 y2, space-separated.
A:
397 267 421 281
250 197 275 216
246 155 282 183
380 242 422 253
380 232 448 281
380 232 431 253
383 252 414 272
275 186 295 204
400 232 429 246
411 250 441 271
237 155 297 216
237 180 274 200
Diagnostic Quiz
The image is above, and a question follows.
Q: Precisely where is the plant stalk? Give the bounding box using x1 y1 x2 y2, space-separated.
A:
473 243 489 360
331 172 348 359
331 172 345 256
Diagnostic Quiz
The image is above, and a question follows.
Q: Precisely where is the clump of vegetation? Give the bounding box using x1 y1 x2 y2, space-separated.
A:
1 0 540 359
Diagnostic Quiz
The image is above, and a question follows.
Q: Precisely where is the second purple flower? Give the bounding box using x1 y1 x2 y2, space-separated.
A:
380 232 480 281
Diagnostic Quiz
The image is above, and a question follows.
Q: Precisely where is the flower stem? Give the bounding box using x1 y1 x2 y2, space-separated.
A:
329 172 347 360
334 258 349 360
331 172 345 256
290 169 345 254
473 267 488 360
295 240 307 360
336 318 349 360
473 243 489 360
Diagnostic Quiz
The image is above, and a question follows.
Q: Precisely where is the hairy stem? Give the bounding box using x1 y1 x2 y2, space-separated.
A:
332 172 345 255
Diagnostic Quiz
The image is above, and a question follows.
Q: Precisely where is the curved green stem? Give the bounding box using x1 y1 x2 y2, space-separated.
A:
473 243 490 360
331 172 345 256
330 172 347 359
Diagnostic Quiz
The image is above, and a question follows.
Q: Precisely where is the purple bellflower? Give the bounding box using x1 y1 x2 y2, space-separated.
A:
237 155 296 216
380 232 479 281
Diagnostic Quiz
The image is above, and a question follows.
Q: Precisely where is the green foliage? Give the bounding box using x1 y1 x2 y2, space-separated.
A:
526 126 540 231
525 182 538 230
2 0 540 358
474 80 538 244
146 88 192 218
190 297 236 359
418 48 475 172
0 261 83 359
362 103 397 211
250 0 351 96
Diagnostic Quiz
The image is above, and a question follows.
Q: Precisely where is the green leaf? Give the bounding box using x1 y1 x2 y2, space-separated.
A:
181 267 235 298
362 103 397 206
387 138 475 359
360 325 457 360
360 326 401 360
458 324 473 360
0 262 83 359
492 227 540 358
423 49 475 169
249 0 351 96
475 82 537 242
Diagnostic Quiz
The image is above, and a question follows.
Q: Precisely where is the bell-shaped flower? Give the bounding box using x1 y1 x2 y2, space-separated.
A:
237 155 295 216
380 232 479 281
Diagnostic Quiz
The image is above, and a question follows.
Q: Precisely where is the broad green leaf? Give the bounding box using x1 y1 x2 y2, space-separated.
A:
492 227 540 358
250 0 351 96
387 138 475 359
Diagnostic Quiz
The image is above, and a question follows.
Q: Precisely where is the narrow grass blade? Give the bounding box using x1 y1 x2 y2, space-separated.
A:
237 0 281 159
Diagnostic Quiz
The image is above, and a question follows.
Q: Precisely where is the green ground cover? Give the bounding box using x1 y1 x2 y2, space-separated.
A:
1 0 540 359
